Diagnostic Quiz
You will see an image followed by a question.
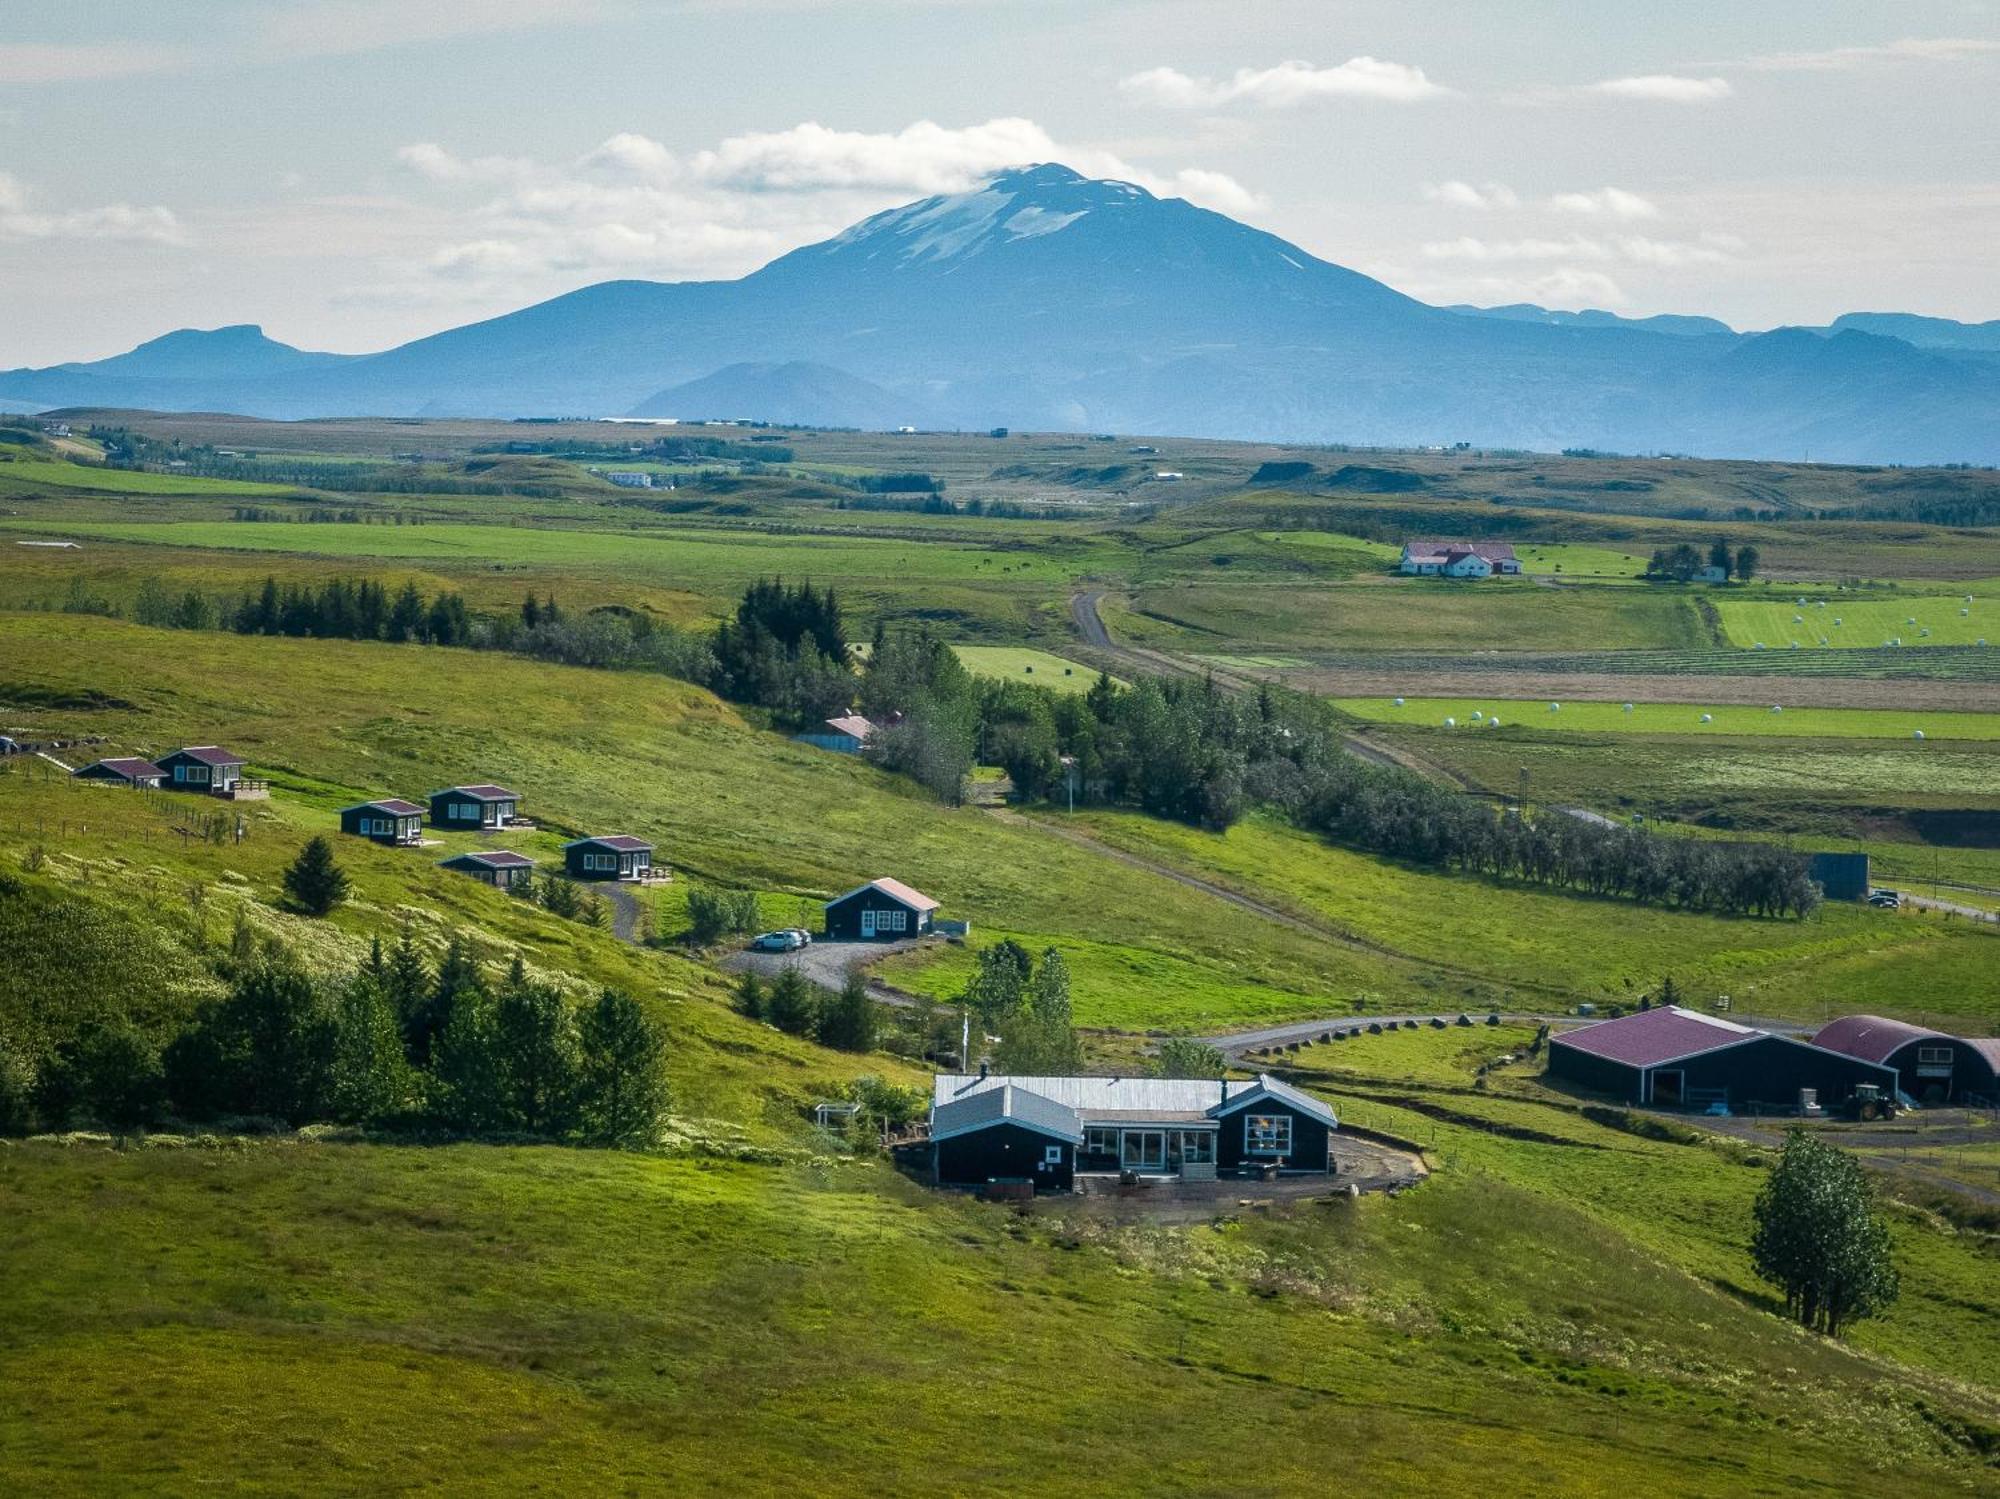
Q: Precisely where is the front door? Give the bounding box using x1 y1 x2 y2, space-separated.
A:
1120 1131 1166 1172
860 909 877 938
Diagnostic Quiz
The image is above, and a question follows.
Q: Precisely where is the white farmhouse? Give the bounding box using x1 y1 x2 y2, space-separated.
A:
1399 540 1521 578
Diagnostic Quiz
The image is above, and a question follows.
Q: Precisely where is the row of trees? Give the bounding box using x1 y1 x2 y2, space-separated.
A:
230 576 475 644
7 934 671 1145
1645 537 1761 582
736 970 879 1053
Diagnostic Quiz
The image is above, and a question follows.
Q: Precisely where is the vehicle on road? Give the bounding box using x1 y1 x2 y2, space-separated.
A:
750 929 807 952
1842 1083 1897 1122
1868 889 1902 909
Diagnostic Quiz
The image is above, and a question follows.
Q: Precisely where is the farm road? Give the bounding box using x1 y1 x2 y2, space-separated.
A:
720 937 932 1007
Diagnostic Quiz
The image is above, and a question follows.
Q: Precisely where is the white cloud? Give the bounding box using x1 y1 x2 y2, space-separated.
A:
0 170 187 245
1587 74 1734 102
252 0 597 60
1549 187 1659 220
393 119 1263 297
1424 180 1518 210
1611 234 1733 267
1742 37 2000 71
1121 57 1447 108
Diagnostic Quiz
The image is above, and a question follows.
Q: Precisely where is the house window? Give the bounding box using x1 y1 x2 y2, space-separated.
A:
1179 1131 1214 1165
1043 1145 1064 1165
452 803 476 820
882 908 907 933
187 765 208 784
1083 1127 1118 1158
1244 1114 1292 1156
1916 1046 1953 1065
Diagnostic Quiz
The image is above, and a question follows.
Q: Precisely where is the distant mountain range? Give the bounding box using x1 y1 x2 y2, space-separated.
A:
3 163 1995 464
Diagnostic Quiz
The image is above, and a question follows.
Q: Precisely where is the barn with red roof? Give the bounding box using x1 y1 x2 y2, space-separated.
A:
1548 1005 1898 1112
1810 1015 2000 1106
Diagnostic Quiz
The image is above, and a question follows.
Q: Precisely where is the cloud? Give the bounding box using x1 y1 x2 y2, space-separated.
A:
0 42 191 84
1121 58 1447 108
1421 232 1735 268
393 119 1263 297
0 170 187 245
1424 180 1518 211
1742 37 1999 71
1549 187 1659 220
1587 74 1733 102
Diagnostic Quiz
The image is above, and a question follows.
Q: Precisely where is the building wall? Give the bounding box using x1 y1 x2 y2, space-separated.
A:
935 1124 1074 1190
825 888 932 940
1215 1101 1331 1172
1547 1042 1641 1101
1808 851 1871 901
566 844 650 879
1882 1038 2000 1104
431 793 511 827
1663 1036 1895 1109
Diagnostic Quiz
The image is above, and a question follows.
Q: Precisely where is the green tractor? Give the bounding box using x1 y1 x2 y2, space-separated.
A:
1841 1083 1897 1123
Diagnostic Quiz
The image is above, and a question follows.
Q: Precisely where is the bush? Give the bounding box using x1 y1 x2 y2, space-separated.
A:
763 968 819 1036
685 885 761 945
815 974 879 1053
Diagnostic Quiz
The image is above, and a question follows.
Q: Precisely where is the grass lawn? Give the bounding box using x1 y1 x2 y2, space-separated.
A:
953 645 1113 693
1332 696 2000 741
0 459 295 495
1512 543 1648 580
1714 590 1995 650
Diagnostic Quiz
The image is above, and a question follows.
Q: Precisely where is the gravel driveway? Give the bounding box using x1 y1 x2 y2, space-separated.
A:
720 935 936 1006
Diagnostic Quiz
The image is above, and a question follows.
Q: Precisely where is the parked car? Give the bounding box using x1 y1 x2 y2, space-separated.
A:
750 930 806 952
1868 889 1902 909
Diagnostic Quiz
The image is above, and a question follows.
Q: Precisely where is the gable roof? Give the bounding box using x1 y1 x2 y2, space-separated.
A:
344 798 425 817
932 1072 1337 1130
444 850 535 870
433 784 518 801
76 757 163 780
827 877 939 913
1404 539 1517 563
163 745 245 767
930 1083 1085 1145
1550 1006 1762 1068
564 834 652 852
824 713 875 740
1810 1014 1950 1065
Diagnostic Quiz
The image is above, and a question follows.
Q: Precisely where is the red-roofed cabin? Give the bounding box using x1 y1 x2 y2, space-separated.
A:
563 835 653 881
158 745 247 795
72 756 164 789
1549 1005 1897 1113
430 784 520 831
824 877 939 941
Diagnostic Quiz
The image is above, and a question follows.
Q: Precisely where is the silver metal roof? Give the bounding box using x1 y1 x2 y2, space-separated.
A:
930 1083 1085 1144
932 1073 1337 1131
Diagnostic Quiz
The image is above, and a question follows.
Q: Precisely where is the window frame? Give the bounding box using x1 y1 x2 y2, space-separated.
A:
1916 1046 1953 1065
1042 1144 1064 1165
1243 1113 1292 1157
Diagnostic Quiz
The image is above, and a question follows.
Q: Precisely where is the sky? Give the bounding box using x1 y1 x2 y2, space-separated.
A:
3 0 1996 364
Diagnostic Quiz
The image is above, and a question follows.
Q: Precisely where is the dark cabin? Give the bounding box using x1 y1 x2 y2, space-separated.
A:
563 835 653 881
1812 1015 2000 1106
157 745 245 794
439 850 536 889
71 756 164 789
340 798 426 845
1549 1006 1898 1111
429 784 520 831
824 877 938 941
928 1072 1337 1190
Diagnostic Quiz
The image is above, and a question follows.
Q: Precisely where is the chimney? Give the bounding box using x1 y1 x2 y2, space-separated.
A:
1219 1076 1227 1109
978 1060 988 1081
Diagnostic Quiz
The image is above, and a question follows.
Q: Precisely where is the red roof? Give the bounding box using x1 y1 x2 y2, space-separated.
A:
1551 1006 1760 1067
451 850 534 869
1405 539 1518 563
79 757 163 780
824 714 875 740
165 745 245 767
827 877 940 913
1810 1014 1940 1064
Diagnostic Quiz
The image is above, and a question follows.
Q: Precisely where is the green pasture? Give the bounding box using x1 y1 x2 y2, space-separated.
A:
1511 543 1648 579
953 645 1111 692
1714 591 1994 650
1333 696 2000 741
0 458 293 496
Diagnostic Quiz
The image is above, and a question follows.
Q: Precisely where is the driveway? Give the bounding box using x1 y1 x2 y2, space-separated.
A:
720 935 936 1006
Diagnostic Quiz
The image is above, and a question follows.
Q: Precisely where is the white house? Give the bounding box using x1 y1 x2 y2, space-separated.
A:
1399 540 1521 578
605 471 654 488
1694 564 1729 584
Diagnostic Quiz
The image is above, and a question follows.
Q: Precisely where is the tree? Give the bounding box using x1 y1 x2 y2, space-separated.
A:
816 973 879 1053
330 968 412 1123
1027 948 1072 1027
763 967 819 1036
382 929 432 1048
1751 1129 1900 1337
684 885 759 945
282 836 349 917
993 1009 1083 1074
734 971 766 1021
577 988 670 1147
1152 1037 1227 1079
538 873 582 919
1654 974 1683 1009
1709 537 1735 579
68 1019 166 1129
173 952 340 1124
405 937 484 1067
429 990 505 1133
963 939 1033 1021
491 971 582 1135
1734 543 1760 583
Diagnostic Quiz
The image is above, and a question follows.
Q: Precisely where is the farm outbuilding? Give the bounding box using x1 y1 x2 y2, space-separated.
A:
430 784 521 830
562 835 653 881
824 877 938 940
340 798 425 845
929 1071 1338 1191
1810 1016 2000 1106
794 714 876 754
1549 1006 1898 1112
71 757 164 789
1807 851 1871 901
440 850 535 889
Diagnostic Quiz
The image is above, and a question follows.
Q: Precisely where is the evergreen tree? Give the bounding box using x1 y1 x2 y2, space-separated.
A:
176 952 340 1123
1752 1129 1900 1336
330 968 412 1123
429 989 505 1133
282 836 349 917
405 937 484 1067
816 973 878 1053
491 970 582 1135
763 968 819 1036
387 581 427 642
1734 544 1761 583
1709 537 1735 578
383 929 432 1054
577 988 670 1147
734 971 766 1021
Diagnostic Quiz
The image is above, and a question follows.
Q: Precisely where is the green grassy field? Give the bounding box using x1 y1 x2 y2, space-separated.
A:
1512 543 1648 579
953 645 1110 692
1715 591 1995 650
1333 696 2000 740
0 458 294 495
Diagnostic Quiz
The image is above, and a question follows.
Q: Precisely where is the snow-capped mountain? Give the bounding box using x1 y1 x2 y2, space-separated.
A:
3 164 1995 463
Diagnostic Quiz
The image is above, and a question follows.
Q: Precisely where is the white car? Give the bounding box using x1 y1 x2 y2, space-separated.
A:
751 930 806 952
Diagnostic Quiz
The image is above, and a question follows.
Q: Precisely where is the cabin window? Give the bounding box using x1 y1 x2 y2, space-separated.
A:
884 908 907 932
1083 1127 1118 1157
1178 1131 1215 1165
1244 1114 1291 1156
1917 1046 1953 1065
452 803 476 820
1043 1145 1064 1165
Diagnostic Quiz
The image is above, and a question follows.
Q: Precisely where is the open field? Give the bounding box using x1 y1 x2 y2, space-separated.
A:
953 645 1109 692
1331 696 2000 740
1282 666 2000 713
0 456 293 495
1715 591 1995 650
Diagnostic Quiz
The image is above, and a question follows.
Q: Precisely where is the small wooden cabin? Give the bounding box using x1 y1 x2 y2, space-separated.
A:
429 784 520 831
71 756 164 789
439 850 535 889
340 798 426 845
157 745 246 794
563 835 653 881
824 877 939 941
